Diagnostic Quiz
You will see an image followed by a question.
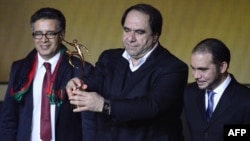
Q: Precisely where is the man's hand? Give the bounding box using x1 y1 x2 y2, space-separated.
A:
68 90 104 112
66 77 86 96
66 77 104 112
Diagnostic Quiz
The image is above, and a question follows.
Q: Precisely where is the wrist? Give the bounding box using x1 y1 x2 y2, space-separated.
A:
102 99 111 115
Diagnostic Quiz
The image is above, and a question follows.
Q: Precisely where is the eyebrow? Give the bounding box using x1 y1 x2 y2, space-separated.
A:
33 30 58 33
190 65 209 70
123 26 146 33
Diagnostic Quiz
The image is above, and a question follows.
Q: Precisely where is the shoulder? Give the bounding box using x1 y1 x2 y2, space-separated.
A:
97 48 125 63
155 45 188 68
183 82 203 103
229 77 250 97
100 48 124 58
185 83 200 95
10 49 37 70
229 75 250 91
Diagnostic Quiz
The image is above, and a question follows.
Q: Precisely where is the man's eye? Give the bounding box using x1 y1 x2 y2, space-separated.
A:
47 32 56 35
136 30 145 35
123 29 130 32
33 33 42 35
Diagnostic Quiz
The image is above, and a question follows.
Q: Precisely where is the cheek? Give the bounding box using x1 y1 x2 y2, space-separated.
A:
53 38 61 46
191 70 196 77
33 40 40 47
144 36 155 45
205 71 216 81
122 34 130 43
137 37 149 46
122 35 126 42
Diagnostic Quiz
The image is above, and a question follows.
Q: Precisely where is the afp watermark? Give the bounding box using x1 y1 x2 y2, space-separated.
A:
224 125 250 141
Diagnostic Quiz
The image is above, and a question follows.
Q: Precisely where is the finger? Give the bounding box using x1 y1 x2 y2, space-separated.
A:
73 106 88 112
71 77 82 89
66 79 76 93
69 99 82 106
81 83 88 90
66 78 82 95
69 91 84 101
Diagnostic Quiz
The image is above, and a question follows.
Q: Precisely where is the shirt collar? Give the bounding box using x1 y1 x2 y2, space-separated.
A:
37 51 61 72
122 42 158 71
208 74 231 95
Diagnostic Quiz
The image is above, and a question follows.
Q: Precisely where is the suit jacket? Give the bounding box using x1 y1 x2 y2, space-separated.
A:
0 45 96 141
84 44 188 141
184 75 250 141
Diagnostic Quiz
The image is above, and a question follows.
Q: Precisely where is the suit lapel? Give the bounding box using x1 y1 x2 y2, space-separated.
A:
12 49 37 93
109 56 129 96
196 89 208 126
208 79 236 125
205 76 239 130
54 51 71 122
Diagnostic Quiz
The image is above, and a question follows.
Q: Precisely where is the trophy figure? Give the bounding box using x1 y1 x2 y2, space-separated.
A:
62 38 88 108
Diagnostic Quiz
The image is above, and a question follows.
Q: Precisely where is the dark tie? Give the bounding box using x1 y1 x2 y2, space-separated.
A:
40 62 52 141
206 90 215 122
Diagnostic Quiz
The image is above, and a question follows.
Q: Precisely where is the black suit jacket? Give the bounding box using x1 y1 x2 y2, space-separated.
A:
0 45 95 141
85 44 188 141
184 75 250 141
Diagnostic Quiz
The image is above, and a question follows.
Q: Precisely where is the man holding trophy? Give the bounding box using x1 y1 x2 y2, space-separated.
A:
66 3 188 141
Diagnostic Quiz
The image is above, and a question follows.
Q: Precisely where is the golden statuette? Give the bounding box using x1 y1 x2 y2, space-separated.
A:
62 38 88 109
62 38 88 70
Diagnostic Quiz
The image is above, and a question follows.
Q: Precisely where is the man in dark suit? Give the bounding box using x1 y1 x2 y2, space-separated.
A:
184 38 250 141
0 7 95 141
66 3 188 141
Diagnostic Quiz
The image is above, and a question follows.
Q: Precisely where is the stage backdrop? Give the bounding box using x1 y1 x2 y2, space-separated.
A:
0 0 249 84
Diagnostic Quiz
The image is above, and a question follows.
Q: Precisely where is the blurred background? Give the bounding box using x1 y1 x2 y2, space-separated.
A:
0 0 249 85
0 1 249 140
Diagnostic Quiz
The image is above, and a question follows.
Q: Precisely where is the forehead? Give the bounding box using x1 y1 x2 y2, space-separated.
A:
124 10 150 29
191 52 213 67
33 19 58 31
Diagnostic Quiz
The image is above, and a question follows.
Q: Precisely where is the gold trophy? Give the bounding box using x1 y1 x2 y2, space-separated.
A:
62 38 88 109
63 38 88 69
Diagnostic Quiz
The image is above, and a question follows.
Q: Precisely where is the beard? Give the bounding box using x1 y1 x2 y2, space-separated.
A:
207 71 223 90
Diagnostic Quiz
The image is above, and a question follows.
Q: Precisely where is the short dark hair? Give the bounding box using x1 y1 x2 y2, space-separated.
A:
30 7 66 31
121 3 163 36
192 38 231 68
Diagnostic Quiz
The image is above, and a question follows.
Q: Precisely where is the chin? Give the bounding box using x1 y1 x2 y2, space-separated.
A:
197 84 207 90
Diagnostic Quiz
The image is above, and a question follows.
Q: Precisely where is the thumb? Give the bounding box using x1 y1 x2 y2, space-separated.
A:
81 83 88 90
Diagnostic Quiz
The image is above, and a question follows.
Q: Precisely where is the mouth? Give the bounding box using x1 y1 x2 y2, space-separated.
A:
40 45 50 50
126 44 135 48
125 42 137 47
196 80 206 86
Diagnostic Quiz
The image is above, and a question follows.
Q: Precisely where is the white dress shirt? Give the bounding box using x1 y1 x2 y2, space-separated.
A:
122 42 158 72
205 74 231 111
31 52 60 141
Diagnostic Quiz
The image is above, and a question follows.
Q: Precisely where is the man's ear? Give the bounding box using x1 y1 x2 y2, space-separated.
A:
220 61 228 73
59 34 63 39
59 31 65 39
153 34 159 43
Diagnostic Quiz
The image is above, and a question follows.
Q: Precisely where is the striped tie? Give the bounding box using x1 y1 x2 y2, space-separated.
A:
206 90 215 122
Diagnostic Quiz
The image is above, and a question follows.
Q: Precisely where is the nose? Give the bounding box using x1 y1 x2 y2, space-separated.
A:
192 70 201 79
41 35 49 42
127 32 136 42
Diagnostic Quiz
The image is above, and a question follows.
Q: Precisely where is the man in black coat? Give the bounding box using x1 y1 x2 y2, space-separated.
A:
66 3 188 141
0 7 95 141
184 38 250 141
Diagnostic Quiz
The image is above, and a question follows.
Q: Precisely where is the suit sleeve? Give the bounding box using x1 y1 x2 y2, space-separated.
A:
88 50 188 123
0 62 20 141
